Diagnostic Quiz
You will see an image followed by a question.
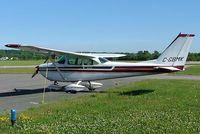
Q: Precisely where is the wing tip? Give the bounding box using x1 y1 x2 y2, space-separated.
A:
5 44 21 48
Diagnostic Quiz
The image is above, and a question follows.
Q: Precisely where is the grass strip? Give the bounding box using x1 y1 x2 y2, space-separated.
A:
0 79 200 133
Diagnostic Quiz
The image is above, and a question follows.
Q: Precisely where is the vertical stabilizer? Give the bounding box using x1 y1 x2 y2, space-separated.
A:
156 33 195 69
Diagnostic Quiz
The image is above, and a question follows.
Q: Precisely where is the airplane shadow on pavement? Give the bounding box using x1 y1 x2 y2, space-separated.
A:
0 88 154 97
0 88 64 97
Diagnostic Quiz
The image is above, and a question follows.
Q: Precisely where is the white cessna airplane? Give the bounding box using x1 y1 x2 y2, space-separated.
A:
5 33 195 93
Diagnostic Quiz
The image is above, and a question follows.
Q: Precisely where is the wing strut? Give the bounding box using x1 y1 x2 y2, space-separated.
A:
49 56 65 81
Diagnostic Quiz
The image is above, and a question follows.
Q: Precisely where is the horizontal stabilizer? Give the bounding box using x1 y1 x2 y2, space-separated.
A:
154 66 181 71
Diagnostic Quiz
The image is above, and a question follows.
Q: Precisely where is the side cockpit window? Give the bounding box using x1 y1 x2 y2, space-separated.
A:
57 56 66 64
56 56 99 65
68 57 77 65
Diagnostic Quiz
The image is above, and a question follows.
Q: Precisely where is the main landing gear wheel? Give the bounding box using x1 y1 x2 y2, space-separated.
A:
54 81 58 85
65 90 77 94
88 81 95 91
47 81 64 91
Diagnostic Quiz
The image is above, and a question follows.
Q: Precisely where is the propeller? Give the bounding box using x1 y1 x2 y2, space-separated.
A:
32 66 39 78
31 54 52 78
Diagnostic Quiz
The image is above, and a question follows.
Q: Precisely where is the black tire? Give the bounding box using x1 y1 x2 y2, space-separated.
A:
65 90 77 94
70 90 77 94
88 87 95 91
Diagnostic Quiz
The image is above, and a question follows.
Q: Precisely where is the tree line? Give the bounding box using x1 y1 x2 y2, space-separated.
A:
0 50 45 60
0 50 200 61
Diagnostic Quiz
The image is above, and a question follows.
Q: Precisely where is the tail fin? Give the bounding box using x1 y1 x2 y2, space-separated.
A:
156 33 195 69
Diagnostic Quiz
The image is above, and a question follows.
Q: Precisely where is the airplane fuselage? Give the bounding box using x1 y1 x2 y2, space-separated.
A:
4 33 194 92
38 61 182 82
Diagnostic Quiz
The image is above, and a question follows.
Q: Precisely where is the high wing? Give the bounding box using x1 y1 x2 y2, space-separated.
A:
5 44 126 59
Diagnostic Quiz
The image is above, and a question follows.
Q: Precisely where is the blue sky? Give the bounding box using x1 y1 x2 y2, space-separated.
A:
0 0 199 52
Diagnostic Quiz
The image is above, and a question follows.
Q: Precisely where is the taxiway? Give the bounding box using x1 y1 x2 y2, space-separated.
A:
0 74 200 114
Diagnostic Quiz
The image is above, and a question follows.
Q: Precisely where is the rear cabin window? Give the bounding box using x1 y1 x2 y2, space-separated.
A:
99 57 108 63
76 58 98 65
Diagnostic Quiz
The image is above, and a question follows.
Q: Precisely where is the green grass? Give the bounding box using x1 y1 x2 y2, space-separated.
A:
0 60 41 74
0 79 200 133
173 65 200 75
0 68 35 74
0 60 43 66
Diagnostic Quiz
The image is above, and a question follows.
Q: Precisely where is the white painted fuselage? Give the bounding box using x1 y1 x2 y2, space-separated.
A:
39 61 181 82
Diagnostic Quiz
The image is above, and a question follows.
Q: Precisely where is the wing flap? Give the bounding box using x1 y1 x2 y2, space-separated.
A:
81 53 126 58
